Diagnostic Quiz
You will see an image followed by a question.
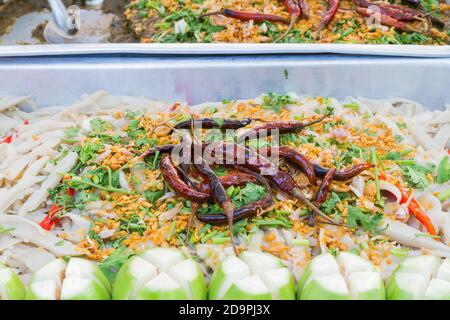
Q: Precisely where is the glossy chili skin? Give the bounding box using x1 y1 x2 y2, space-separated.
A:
282 0 301 16
173 118 252 131
160 155 210 202
354 0 418 21
142 144 176 158
355 7 409 30
220 9 289 23
260 146 317 185
313 163 374 181
241 114 330 138
196 171 273 225
193 158 234 215
213 142 300 193
298 0 310 17
318 0 340 30
314 169 336 206
198 172 260 194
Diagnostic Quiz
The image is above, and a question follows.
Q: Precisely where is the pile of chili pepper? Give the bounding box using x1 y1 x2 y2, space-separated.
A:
143 115 377 247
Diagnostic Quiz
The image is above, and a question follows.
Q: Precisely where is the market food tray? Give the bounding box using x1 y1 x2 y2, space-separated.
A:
0 43 449 58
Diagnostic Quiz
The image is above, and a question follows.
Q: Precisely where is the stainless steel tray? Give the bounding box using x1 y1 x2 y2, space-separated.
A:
0 43 450 58
0 55 449 108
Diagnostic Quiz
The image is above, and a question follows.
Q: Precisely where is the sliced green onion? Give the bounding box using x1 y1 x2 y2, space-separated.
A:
292 238 310 247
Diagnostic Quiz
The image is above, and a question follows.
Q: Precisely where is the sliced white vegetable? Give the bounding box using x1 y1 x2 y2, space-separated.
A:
381 219 450 257
299 252 385 300
209 251 295 300
113 247 206 300
26 258 111 300
0 263 26 300
386 256 450 300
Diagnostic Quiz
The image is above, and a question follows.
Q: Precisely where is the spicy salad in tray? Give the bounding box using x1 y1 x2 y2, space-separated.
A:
0 91 449 300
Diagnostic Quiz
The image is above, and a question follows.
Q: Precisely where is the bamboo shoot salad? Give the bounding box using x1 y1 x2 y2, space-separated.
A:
0 91 449 300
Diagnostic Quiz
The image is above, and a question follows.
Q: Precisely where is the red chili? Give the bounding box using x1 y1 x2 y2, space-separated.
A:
275 0 301 42
354 0 418 21
23 119 29 125
317 0 340 34
313 163 374 181
221 9 289 23
259 146 317 185
238 113 330 140
1 135 13 144
298 0 310 18
39 204 62 230
314 169 336 206
160 155 210 202
356 7 409 30
173 117 252 131
196 170 273 225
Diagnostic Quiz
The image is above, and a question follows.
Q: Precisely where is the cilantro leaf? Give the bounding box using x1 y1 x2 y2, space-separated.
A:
99 246 135 282
400 163 434 190
261 92 294 114
321 192 341 215
346 206 383 232
231 183 267 207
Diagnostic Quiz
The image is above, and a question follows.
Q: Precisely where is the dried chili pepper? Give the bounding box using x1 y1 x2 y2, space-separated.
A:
200 9 289 23
197 170 273 225
239 113 330 141
308 168 336 226
160 155 210 202
260 146 317 185
172 117 253 132
355 7 411 30
275 0 302 42
193 154 237 253
316 0 340 38
313 163 374 181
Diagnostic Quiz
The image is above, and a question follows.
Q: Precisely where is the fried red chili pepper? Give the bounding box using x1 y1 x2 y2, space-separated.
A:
316 0 340 38
200 9 289 23
193 154 237 253
355 7 411 31
275 0 302 42
160 155 210 202
259 146 317 185
354 0 418 21
207 142 337 224
141 144 176 159
298 0 310 18
196 170 273 225
308 168 336 226
313 163 374 181
314 169 336 206
239 113 330 141
172 117 252 132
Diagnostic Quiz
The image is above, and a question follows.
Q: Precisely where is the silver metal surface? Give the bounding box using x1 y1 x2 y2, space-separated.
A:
0 55 448 109
0 43 449 58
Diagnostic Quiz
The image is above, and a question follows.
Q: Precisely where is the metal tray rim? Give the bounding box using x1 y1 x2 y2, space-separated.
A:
0 43 449 58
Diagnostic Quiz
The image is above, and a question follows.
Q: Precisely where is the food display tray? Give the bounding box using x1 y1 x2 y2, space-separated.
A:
0 55 448 108
0 43 449 58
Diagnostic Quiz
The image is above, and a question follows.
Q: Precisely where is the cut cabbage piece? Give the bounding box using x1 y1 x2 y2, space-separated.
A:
26 258 110 300
112 247 206 300
298 252 385 300
386 256 450 300
0 263 26 300
209 251 295 300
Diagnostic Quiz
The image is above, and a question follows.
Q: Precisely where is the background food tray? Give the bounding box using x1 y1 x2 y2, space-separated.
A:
0 55 449 108
0 43 450 58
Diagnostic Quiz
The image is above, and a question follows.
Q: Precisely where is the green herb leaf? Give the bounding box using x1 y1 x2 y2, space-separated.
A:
437 155 450 184
99 246 135 282
346 206 383 232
